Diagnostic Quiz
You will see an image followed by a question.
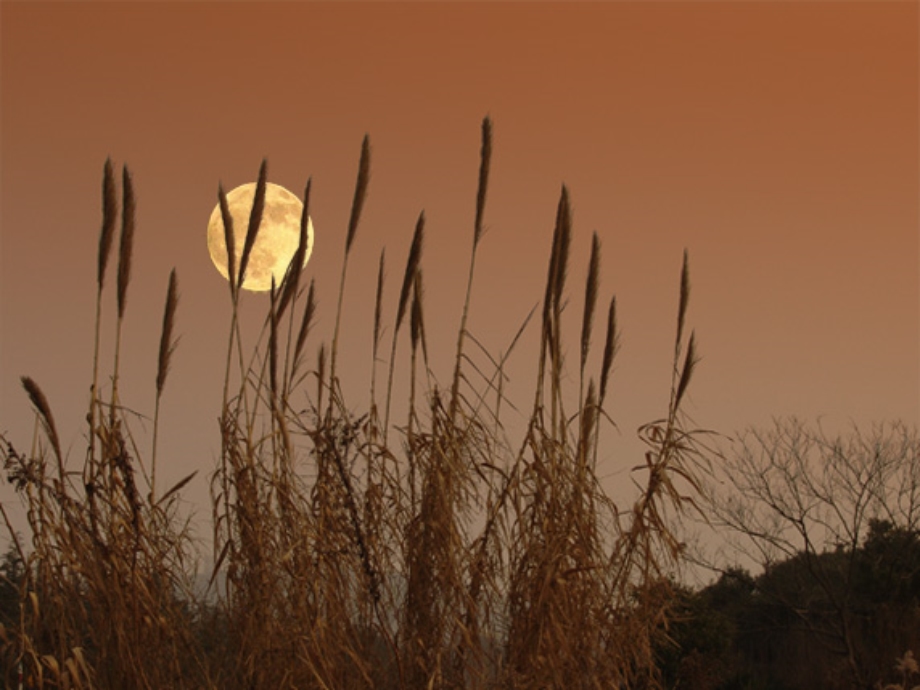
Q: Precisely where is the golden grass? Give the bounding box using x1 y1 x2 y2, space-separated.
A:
0 117 708 689
151 267 180 502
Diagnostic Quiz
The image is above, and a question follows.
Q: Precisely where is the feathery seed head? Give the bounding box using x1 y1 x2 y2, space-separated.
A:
218 182 236 297
580 232 600 373
238 159 267 289
396 213 425 334
346 135 371 255
373 249 386 354
116 165 136 319
97 157 118 290
156 269 180 396
278 178 312 319
599 296 619 405
21 376 61 464
474 117 492 247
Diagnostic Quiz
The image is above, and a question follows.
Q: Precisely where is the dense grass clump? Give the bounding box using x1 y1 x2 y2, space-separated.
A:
0 119 708 689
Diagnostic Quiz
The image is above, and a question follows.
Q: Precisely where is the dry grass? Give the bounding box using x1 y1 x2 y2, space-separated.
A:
0 117 709 689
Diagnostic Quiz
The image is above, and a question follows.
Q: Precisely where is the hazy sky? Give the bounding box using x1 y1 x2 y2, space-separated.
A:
1 2 917 539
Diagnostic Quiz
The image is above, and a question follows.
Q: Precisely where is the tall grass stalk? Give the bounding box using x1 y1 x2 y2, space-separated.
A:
151 268 179 503
89 157 117 467
1 119 710 690
449 116 492 423
110 164 136 425
329 136 371 398
383 213 424 440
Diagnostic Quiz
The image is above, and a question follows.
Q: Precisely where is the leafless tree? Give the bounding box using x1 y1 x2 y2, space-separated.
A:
704 417 920 688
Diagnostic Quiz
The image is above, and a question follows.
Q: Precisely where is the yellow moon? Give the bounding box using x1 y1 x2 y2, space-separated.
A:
207 182 314 292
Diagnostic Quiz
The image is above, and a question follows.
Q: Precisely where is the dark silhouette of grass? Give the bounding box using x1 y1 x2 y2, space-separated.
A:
0 117 709 689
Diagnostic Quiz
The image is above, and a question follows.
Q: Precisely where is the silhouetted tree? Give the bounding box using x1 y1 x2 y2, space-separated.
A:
697 419 920 689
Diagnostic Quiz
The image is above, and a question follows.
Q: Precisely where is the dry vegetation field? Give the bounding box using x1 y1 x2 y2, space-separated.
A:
0 118 713 688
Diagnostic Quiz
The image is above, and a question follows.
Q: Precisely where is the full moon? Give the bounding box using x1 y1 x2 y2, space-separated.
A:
207 182 314 292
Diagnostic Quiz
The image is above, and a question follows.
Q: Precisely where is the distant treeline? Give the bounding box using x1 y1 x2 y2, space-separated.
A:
660 519 920 690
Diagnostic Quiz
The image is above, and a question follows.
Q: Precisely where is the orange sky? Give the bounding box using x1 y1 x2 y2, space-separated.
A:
1 2 917 531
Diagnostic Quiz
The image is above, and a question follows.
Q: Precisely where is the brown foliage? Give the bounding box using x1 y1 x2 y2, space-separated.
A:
1 119 708 689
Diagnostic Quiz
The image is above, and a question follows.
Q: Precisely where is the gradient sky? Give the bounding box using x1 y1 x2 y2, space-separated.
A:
1 2 917 542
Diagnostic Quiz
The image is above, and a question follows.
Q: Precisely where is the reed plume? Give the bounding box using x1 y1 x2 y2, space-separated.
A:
373 249 386 358
384 212 424 435
316 343 326 414
220 160 266 419
676 248 690 350
670 250 698 415
450 116 492 421
269 278 279 406
536 185 571 424
111 164 136 421
474 116 492 248
90 157 118 463
347 135 371 255
21 376 63 478
330 136 372 391
116 164 136 321
550 187 572 317
237 159 267 290
218 182 236 298
370 249 386 413
151 269 180 500
97 157 118 290
580 231 600 400
396 214 424 335
155 269 180 398
277 178 312 322
598 295 619 408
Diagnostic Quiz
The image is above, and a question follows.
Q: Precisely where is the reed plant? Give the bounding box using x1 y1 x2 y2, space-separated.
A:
0 161 204 689
1 117 709 689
